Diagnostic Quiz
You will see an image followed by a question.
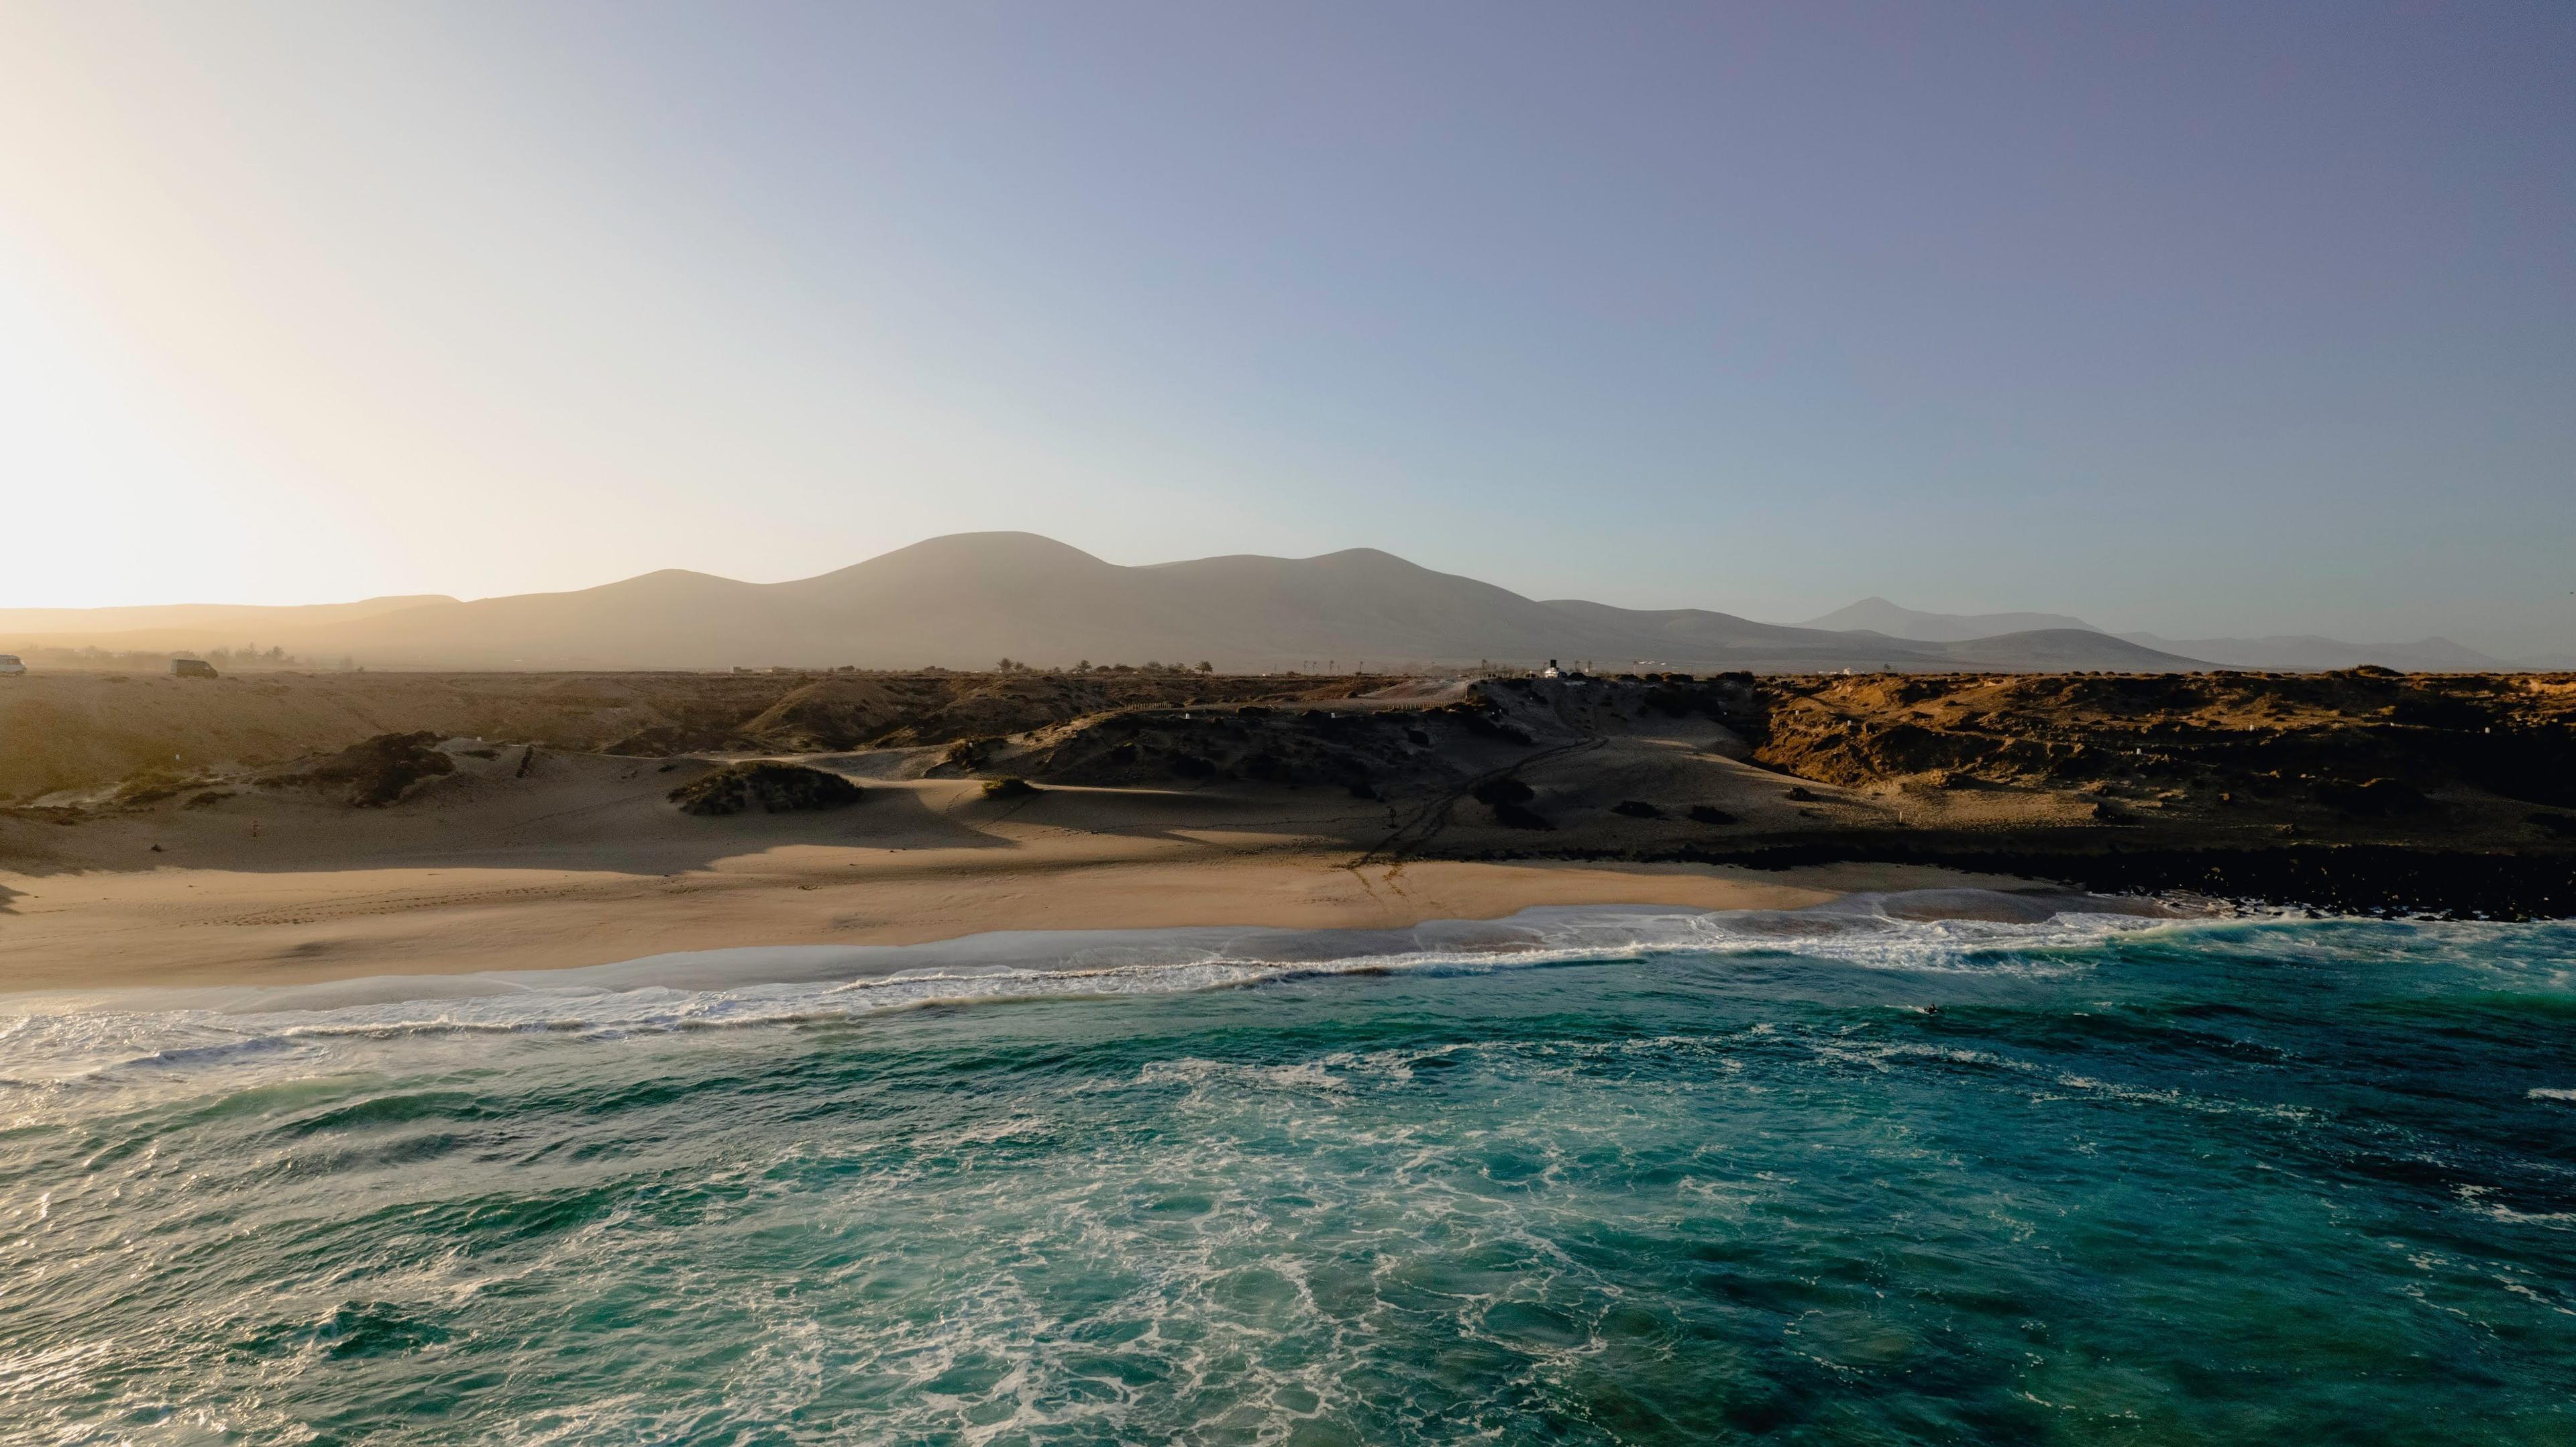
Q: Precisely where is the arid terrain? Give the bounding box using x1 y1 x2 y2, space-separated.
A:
4 664 2572 994
0 666 1373 804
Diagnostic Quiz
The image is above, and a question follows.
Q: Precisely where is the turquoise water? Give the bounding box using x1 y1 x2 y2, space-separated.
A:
3 896 2573 1444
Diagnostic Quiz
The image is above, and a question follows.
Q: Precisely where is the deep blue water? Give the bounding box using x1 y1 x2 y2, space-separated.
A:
3 898 2572 1444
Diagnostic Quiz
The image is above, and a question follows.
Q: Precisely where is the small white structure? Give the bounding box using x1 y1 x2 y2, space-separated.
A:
1539 658 1562 679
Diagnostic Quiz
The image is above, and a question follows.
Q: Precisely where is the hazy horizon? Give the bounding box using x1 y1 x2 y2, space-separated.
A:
5 3 2571 657
0 530 2534 681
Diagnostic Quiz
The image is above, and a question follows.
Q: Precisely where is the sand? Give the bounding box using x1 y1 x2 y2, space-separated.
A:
0 751 2006 996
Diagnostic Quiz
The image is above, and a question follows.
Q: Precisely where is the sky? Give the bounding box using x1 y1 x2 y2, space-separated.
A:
2 2 2571 656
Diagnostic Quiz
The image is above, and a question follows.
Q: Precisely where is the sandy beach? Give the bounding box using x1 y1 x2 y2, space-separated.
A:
0 758 2004 994
9 659 2573 996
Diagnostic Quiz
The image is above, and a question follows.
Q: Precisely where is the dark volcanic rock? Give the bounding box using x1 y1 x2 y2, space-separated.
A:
309 733 457 807
668 761 865 816
2314 778 2431 816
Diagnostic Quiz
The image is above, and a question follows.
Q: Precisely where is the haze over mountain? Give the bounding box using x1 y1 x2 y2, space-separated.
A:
5 535 2536 674
0 596 457 638
1799 598 2511 673
3 533 2212 674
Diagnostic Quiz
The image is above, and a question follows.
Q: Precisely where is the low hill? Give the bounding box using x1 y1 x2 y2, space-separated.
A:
2112 633 2507 672
1797 597 2506 672
1927 629 2203 671
1797 597 2100 641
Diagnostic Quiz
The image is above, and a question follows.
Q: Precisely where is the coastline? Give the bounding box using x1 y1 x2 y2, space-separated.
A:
0 842 2030 998
1486 840 2576 921
13 667 2567 1001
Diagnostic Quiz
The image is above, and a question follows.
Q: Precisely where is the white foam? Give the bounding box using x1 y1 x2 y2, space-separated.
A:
0 890 2195 1085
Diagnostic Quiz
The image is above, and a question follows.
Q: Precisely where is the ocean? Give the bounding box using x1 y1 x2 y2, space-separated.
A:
3 894 2571 1444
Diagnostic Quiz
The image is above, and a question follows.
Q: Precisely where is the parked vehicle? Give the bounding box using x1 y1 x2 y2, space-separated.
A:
170 657 219 678
0 654 23 676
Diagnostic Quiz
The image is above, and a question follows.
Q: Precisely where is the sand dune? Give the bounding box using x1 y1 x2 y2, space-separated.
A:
9 663 2572 994
0 743 1975 994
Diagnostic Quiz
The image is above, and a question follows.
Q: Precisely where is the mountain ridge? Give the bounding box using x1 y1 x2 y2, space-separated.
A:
0 533 2493 674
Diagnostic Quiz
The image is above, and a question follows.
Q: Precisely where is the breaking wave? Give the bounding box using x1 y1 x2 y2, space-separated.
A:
0 890 2193 1083
5 894 2572 1443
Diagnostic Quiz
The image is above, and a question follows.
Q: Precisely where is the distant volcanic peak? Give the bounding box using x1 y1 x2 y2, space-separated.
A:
1305 546 1426 568
588 568 751 593
865 531 1114 571
1140 546 1448 578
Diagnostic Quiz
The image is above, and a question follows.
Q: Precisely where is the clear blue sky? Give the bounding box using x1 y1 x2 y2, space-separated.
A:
3 1 2570 655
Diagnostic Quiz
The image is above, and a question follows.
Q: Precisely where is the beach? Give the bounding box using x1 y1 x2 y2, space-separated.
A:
9 660 2575 997
0 760 2007 995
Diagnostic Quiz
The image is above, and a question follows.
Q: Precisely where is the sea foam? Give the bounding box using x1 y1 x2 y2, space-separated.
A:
0 890 2188 1085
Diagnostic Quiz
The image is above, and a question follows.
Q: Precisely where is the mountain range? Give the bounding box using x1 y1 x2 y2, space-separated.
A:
0 534 2512 674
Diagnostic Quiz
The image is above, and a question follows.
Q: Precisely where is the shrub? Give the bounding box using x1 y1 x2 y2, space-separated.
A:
982 776 1038 800
309 733 457 807
1440 702 1534 745
669 761 865 816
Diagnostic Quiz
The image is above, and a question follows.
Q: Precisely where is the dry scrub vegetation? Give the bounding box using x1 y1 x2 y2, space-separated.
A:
5 665 2572 913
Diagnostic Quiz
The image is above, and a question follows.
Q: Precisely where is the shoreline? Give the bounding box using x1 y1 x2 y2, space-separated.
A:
1485 840 2576 922
0 845 2035 998
9 691 2566 1002
0 880 2182 1024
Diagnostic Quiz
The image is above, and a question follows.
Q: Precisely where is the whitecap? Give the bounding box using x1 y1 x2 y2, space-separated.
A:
0 890 2224 1084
